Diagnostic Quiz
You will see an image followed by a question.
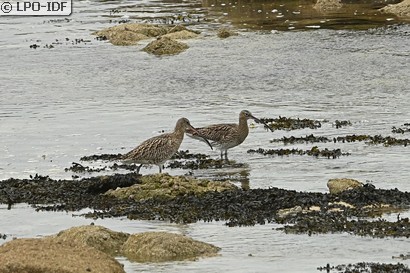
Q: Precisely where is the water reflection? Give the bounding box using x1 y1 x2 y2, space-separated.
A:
202 0 402 30
194 163 251 190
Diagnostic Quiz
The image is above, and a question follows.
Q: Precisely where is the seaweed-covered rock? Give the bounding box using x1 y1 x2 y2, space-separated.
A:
51 225 129 256
0 173 140 210
93 24 200 47
93 23 168 45
142 36 189 55
380 0 410 18
121 232 220 262
163 25 200 39
0 238 125 273
105 173 237 200
2 173 410 232
327 178 363 194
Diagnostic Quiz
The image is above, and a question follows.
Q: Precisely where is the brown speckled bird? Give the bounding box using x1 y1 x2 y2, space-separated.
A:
186 110 273 160
122 118 212 173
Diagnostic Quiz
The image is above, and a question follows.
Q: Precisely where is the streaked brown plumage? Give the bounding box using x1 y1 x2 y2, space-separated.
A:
122 118 212 173
186 110 273 159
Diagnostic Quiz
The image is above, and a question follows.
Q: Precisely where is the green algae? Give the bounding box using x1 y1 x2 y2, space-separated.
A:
52 225 129 256
121 232 220 262
105 173 237 201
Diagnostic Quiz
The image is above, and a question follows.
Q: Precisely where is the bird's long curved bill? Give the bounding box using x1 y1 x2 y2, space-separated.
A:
190 127 213 150
252 116 274 132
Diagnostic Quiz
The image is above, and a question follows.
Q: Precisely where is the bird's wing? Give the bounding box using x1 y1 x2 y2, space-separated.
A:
123 133 175 161
188 123 238 142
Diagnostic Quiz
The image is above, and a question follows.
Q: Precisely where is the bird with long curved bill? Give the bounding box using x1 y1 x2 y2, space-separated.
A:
186 110 273 160
122 118 213 174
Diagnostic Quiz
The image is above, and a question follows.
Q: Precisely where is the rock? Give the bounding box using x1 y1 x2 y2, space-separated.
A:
51 225 129 256
327 178 363 194
313 0 343 13
93 24 167 45
121 232 220 262
380 0 410 18
217 28 238 38
106 173 237 200
0 238 125 273
277 206 303 218
163 30 199 40
142 36 189 55
93 24 200 47
107 32 149 46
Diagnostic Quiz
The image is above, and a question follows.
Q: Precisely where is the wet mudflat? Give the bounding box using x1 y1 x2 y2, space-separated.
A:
1 0 410 272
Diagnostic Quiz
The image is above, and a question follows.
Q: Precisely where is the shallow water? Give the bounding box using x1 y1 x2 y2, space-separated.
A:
1 0 410 271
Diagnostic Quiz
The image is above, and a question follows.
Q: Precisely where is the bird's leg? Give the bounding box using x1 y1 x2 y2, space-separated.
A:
224 150 229 162
220 150 224 160
159 165 163 173
136 164 143 174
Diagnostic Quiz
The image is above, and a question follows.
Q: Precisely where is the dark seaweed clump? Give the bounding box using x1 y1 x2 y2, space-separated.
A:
317 262 410 273
277 212 410 238
75 150 246 171
270 134 410 146
168 150 230 169
167 158 246 170
352 135 410 146
248 146 350 158
392 123 410 134
393 254 410 260
0 234 6 240
270 134 332 144
260 116 322 131
65 162 140 173
80 153 123 161
333 120 352 129
171 150 209 160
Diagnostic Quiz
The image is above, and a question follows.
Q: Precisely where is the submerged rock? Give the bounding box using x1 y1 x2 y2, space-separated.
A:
121 232 220 262
51 225 129 256
217 28 238 38
142 36 189 55
327 178 363 194
105 173 237 201
0 238 125 273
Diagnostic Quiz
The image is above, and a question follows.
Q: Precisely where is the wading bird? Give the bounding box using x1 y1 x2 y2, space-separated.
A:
186 110 273 160
122 118 212 173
